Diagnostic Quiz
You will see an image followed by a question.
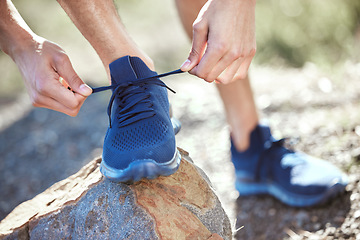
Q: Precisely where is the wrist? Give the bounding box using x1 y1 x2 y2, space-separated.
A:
1 27 43 63
9 34 42 59
0 0 38 58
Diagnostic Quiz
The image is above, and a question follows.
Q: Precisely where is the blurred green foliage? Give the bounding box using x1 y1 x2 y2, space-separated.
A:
255 0 360 68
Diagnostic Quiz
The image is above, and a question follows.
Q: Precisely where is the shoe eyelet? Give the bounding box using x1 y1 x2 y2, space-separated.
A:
264 141 272 149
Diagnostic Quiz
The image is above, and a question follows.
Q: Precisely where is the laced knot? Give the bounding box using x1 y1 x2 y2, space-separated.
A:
92 69 182 128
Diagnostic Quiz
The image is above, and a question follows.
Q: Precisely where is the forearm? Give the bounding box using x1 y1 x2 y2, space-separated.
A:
57 0 153 72
0 0 37 58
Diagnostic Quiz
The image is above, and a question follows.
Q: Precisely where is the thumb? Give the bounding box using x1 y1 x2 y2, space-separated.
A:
56 57 92 97
180 22 208 72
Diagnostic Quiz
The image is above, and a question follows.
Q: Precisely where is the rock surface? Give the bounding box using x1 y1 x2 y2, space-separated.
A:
0 149 232 240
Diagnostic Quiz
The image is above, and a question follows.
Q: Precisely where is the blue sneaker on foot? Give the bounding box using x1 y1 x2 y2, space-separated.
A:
100 56 181 182
231 124 348 207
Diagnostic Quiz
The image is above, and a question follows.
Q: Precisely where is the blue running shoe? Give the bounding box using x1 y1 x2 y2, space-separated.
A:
231 124 348 207
100 56 181 182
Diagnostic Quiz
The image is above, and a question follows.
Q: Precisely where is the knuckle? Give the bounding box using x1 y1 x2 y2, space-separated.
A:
216 77 228 84
249 48 257 57
205 77 215 83
236 71 247 80
202 75 214 83
72 106 82 116
36 82 48 94
250 48 256 57
192 21 206 33
229 49 242 60
56 53 70 66
204 72 217 83
71 98 84 109
31 95 42 107
64 104 79 116
213 42 227 54
196 71 208 81
67 100 79 110
217 72 236 84
68 110 79 117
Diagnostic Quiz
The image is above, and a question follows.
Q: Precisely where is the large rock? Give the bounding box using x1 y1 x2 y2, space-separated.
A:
0 149 232 240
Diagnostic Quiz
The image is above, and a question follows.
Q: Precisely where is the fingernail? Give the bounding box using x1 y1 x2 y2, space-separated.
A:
79 84 92 96
180 59 191 71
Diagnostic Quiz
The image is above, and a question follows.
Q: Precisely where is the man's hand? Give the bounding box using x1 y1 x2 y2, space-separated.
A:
12 37 92 116
180 0 256 84
0 0 91 116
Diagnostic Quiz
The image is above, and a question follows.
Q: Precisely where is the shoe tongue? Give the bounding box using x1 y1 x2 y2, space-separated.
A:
257 125 272 142
109 55 156 85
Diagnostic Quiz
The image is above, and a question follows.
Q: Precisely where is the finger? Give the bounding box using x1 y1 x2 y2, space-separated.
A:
216 57 244 84
59 76 73 92
190 33 228 82
39 75 86 110
233 55 254 81
54 55 92 97
204 50 242 82
32 93 82 117
180 20 208 72
73 92 87 109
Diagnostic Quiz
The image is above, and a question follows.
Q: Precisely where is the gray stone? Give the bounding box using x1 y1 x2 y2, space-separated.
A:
0 149 232 240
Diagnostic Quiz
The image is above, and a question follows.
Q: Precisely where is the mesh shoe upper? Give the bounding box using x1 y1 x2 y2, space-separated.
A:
102 56 176 170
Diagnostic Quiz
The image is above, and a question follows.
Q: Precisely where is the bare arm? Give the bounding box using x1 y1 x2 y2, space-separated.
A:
0 0 92 116
57 0 154 78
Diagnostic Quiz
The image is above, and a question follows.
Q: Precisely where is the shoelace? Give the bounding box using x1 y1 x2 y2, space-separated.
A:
91 69 184 128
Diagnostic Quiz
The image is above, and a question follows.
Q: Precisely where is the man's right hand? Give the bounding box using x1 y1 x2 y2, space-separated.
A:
12 37 92 116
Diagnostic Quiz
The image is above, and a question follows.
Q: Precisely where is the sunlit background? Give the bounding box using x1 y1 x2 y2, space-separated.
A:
1 0 359 98
1 0 360 239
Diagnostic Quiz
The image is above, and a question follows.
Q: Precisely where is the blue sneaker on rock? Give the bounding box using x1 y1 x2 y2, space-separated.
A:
231 124 348 207
100 56 181 182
